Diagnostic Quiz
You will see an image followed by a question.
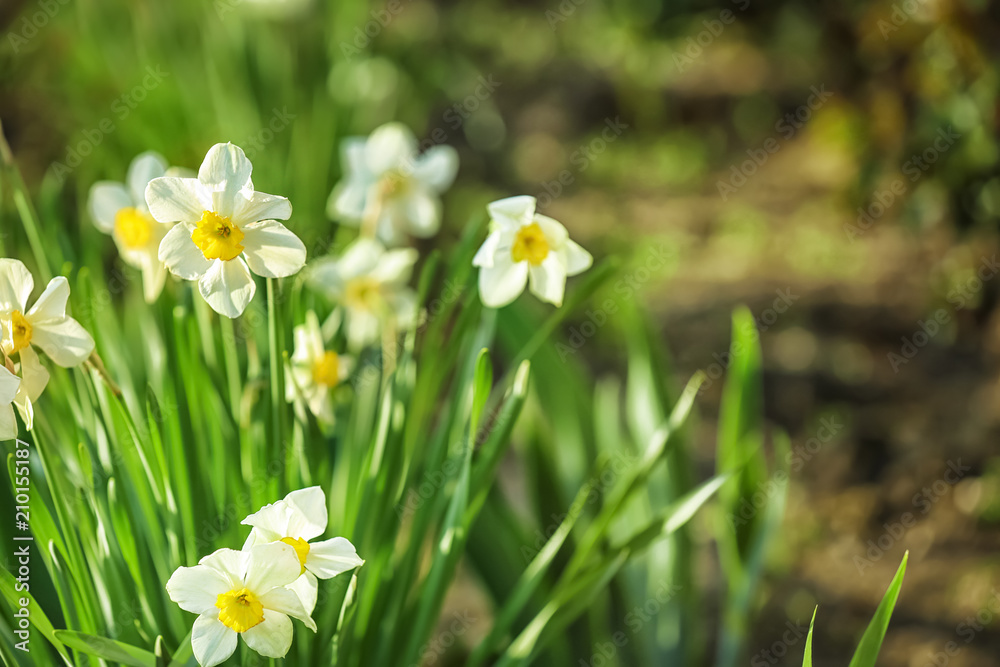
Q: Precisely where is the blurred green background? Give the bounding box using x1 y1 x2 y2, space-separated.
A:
2 0 999 665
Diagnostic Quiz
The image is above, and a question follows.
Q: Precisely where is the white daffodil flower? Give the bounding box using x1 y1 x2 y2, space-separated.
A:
328 123 458 245
0 259 95 429
146 142 307 318
242 487 364 615
166 542 316 667
88 151 177 302
307 238 418 350
0 364 20 441
473 196 593 308
285 311 353 425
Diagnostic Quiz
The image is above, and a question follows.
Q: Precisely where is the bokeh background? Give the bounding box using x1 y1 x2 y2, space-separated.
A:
2 0 1000 665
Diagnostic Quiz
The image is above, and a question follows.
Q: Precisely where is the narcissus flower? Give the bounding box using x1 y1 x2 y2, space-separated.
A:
0 259 95 429
166 543 316 667
285 312 353 425
307 239 418 349
242 487 364 615
0 365 20 441
473 196 592 308
328 123 458 245
146 143 306 318
88 151 176 302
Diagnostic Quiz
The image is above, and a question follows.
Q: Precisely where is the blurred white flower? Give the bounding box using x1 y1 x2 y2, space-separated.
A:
166 543 315 667
285 311 353 425
0 364 20 441
242 487 364 615
146 142 306 318
307 238 418 350
473 196 592 308
328 123 458 245
236 0 312 17
88 151 177 302
0 259 95 429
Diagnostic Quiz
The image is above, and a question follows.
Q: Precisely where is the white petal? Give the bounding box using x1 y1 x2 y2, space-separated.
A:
302 311 325 360
241 611 293 659
199 143 254 219
243 528 262 551
244 542 302 592
0 405 16 441
286 572 318 617
31 318 95 367
488 196 536 231
388 288 419 329
0 365 19 405
26 277 69 323
282 487 327 540
289 332 316 369
528 255 568 307
305 386 334 424
159 223 213 280
345 310 380 351
198 548 249 589
233 191 292 227
478 255 528 308
88 182 131 233
372 203 407 247
16 346 48 403
191 615 238 667
140 259 168 303
412 145 458 193
328 179 368 223
241 221 307 279
370 248 417 285
13 393 32 431
198 259 257 319
258 585 316 631
127 152 168 206
401 190 441 238
145 177 210 224
534 214 569 247
341 136 369 175
562 239 593 276
241 502 293 542
166 565 231 615
338 239 384 280
306 259 344 299
0 259 34 313
305 537 363 580
338 355 355 379
472 231 503 269
365 123 416 176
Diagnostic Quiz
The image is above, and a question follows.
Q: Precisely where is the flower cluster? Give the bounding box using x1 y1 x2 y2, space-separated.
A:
0 259 95 440
166 487 362 666
82 127 592 433
89 143 307 318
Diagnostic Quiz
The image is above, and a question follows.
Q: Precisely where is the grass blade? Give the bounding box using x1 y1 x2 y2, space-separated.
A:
848 552 909 667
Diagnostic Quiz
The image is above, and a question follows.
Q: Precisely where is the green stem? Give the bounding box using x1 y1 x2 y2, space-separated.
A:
267 278 285 483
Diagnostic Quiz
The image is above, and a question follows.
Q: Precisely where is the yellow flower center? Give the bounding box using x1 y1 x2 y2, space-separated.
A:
379 170 410 198
311 351 341 388
6 311 32 354
344 277 382 312
280 536 311 574
191 211 245 262
113 207 154 249
511 223 550 266
215 587 264 633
